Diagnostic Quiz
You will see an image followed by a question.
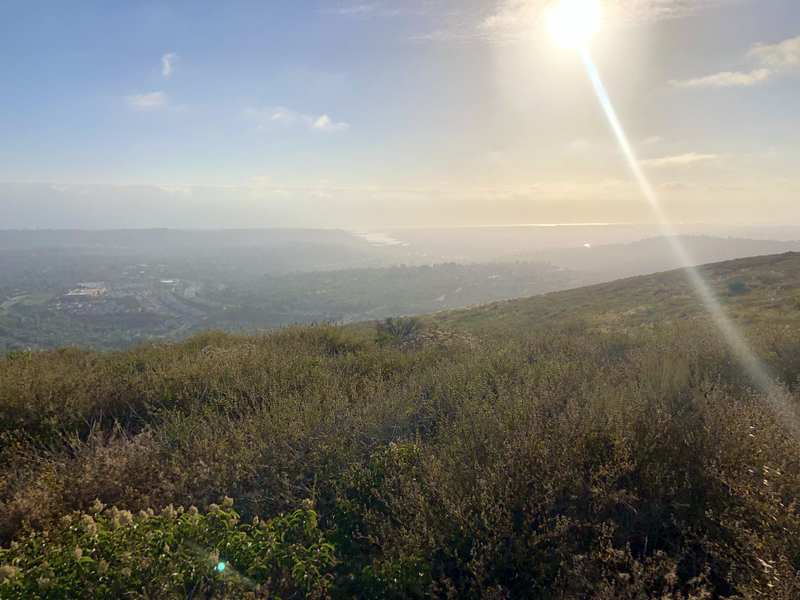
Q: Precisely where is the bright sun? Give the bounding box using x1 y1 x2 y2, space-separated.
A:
547 0 602 49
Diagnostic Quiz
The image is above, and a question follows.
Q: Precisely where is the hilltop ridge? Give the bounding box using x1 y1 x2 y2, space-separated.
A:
427 251 800 333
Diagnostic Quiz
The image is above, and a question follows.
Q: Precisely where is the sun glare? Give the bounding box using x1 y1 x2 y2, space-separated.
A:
547 0 602 49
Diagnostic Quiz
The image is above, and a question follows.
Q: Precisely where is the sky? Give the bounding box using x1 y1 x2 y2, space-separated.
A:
0 0 798 229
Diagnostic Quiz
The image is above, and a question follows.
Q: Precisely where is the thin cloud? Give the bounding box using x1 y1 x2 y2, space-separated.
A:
672 35 800 88
671 69 772 88
659 181 693 190
372 190 429 200
244 106 349 132
247 175 273 188
329 3 389 16
335 4 378 15
272 107 298 122
323 1 430 18
774 179 800 190
159 185 191 196
313 115 349 132
248 188 296 198
126 92 168 109
242 107 297 129
749 36 800 70
403 0 747 44
704 182 751 193
641 153 726 168
604 0 744 24
161 53 178 77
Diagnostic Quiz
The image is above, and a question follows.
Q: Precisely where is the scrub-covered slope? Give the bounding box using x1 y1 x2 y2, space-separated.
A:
428 251 800 333
1 254 800 598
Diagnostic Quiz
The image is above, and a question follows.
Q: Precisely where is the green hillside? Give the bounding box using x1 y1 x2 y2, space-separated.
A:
1 253 800 598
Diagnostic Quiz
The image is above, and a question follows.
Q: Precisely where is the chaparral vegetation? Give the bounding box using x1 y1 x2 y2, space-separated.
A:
2 252 800 598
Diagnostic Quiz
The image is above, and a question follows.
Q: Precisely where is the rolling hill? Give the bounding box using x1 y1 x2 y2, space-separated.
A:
500 235 800 282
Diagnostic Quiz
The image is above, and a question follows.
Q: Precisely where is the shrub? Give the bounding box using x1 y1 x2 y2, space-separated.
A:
376 317 421 345
4 350 31 363
2 317 800 597
727 281 749 296
0 499 334 599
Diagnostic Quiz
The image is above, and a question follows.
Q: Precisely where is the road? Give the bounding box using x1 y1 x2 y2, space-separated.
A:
0 295 28 316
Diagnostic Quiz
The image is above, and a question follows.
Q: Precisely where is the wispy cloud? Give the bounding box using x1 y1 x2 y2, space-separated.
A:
641 153 726 168
270 106 298 122
477 0 748 43
161 53 178 77
672 68 772 88
372 190 428 200
704 182 751 193
312 115 349 131
267 189 295 197
248 187 296 198
659 181 693 190
158 185 191 196
749 36 800 70
126 92 168 109
242 107 298 128
323 1 430 18
672 35 800 88
246 175 273 187
338 0 747 44
244 106 349 132
604 0 744 24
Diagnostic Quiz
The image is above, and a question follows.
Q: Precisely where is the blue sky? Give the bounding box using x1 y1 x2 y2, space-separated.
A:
1 0 798 229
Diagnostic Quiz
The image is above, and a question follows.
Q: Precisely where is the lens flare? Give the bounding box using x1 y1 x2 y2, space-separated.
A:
569 45 800 443
547 0 602 49
544 0 798 442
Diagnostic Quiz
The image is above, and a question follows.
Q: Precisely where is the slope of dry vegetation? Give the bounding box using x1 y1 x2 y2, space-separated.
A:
427 251 800 333
2 253 800 598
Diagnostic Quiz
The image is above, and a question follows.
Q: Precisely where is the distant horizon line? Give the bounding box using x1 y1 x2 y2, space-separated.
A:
3 223 800 233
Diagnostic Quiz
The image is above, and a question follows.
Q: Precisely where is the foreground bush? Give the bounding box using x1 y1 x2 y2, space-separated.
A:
1 317 800 597
0 498 333 599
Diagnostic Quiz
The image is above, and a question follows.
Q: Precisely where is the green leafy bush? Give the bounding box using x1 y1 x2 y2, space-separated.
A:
0 498 334 599
727 281 749 296
376 317 421 345
4 350 31 363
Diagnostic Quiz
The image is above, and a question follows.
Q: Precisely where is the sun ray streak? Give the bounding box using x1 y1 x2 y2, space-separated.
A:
579 46 800 442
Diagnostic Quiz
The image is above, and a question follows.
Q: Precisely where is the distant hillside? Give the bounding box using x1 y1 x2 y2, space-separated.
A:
2 252 800 598
372 225 800 263
429 251 800 333
505 235 800 281
0 228 367 250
